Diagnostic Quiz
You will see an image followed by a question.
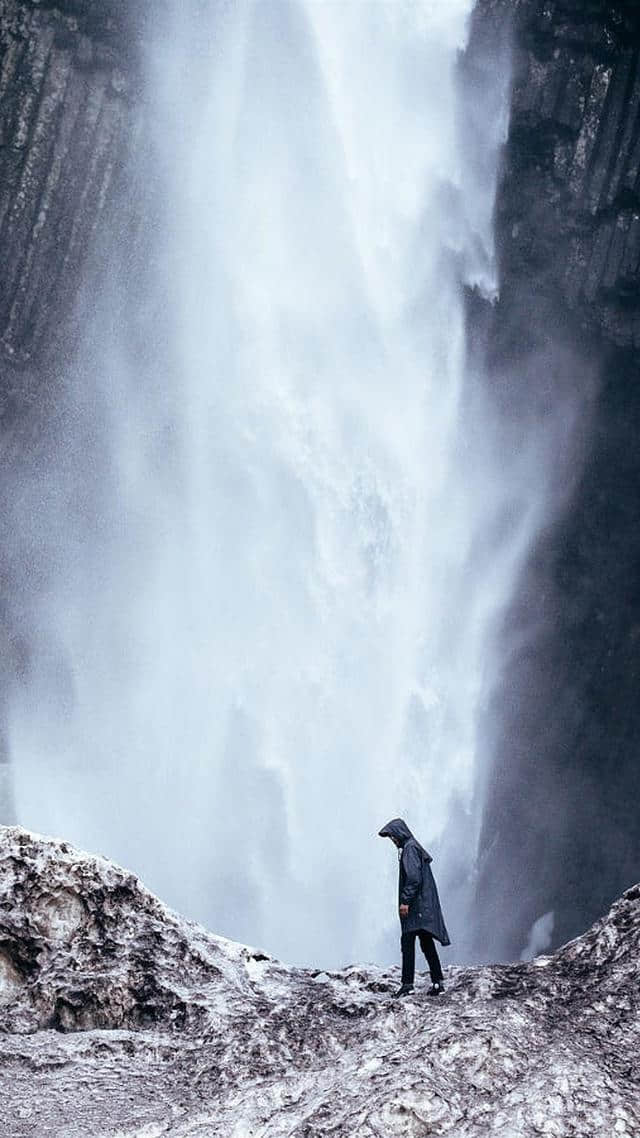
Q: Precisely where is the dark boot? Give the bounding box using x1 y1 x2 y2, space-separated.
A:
427 981 445 996
393 983 414 998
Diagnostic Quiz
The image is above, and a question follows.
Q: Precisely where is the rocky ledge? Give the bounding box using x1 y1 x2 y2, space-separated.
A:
0 827 638 1137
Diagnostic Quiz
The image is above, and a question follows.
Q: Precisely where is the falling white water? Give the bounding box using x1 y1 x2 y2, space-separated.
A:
9 0 536 966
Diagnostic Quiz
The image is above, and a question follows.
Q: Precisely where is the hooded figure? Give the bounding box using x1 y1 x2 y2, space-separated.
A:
379 817 450 997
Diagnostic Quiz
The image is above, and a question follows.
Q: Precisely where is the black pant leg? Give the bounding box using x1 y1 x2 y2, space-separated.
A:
418 930 443 983
400 931 417 985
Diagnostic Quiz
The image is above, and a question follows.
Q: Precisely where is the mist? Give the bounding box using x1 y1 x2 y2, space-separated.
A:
4 0 572 968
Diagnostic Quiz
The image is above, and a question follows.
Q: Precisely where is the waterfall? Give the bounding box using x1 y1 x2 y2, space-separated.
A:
9 1 531 967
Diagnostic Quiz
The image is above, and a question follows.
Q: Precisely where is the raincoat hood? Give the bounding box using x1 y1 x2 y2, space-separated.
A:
378 818 432 861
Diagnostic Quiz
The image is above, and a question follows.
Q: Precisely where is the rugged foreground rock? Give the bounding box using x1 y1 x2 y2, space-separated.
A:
0 828 638 1137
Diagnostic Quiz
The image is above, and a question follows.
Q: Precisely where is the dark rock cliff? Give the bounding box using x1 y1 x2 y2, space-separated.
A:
472 0 640 959
0 0 143 369
501 0 640 346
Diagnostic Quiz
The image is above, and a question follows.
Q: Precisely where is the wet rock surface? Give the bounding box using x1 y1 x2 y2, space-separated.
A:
471 0 640 960
0 0 139 367
479 0 640 347
0 827 638 1137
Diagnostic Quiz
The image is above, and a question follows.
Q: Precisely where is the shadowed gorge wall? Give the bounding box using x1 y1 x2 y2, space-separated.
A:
501 0 640 345
473 0 640 958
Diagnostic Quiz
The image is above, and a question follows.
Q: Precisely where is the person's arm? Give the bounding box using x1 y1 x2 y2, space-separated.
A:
400 843 422 907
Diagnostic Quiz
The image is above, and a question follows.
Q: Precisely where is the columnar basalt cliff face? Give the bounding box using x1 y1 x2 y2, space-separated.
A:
472 0 640 960
502 0 640 346
1 828 639 1137
0 0 145 371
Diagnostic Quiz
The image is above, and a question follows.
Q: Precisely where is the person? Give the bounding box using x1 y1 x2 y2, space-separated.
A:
378 817 450 998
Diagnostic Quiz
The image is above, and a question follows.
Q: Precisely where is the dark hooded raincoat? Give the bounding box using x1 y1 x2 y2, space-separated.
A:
379 818 451 944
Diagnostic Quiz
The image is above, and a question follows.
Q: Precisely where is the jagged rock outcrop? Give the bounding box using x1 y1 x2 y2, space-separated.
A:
1 827 639 1137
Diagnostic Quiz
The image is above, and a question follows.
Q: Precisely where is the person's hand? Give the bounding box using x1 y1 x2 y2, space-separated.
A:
399 904 409 918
